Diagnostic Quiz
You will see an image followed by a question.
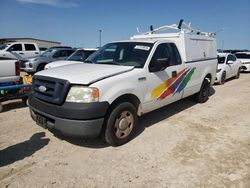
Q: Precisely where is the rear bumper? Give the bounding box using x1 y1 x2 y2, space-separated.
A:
29 95 109 138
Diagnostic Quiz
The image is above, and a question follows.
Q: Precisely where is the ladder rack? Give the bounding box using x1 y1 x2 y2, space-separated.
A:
138 19 216 38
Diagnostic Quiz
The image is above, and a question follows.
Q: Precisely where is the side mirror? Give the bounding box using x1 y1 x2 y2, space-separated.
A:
149 58 169 72
227 60 233 64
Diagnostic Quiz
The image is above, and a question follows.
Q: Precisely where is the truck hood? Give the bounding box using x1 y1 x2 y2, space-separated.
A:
35 63 134 85
45 60 81 69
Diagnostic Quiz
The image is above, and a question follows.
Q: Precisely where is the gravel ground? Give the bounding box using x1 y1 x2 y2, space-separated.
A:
0 73 250 188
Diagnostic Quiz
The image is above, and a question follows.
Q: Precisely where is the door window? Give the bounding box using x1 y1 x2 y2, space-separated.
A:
24 44 36 51
149 43 182 70
8 44 22 51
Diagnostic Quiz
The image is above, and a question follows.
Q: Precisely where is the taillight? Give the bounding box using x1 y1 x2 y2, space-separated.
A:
15 61 20 76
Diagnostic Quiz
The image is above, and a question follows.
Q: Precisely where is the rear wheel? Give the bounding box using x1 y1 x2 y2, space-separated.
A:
103 102 138 146
193 78 210 103
219 71 226 85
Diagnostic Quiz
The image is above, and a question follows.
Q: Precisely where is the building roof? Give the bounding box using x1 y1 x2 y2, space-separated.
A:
0 37 60 44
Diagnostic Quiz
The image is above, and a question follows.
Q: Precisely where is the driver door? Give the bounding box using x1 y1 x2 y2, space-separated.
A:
142 43 185 113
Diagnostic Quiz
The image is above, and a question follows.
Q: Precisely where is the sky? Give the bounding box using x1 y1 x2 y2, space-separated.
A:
0 0 249 49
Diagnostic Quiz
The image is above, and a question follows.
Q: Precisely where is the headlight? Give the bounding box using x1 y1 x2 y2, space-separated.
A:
217 68 221 73
66 86 99 103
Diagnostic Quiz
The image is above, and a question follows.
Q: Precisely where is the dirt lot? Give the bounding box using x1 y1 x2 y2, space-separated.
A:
0 73 250 188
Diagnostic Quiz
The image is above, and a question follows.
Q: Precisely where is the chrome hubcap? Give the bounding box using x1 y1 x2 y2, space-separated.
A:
114 111 134 139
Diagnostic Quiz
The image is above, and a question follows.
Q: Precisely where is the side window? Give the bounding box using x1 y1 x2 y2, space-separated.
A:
66 50 74 56
227 55 235 62
149 43 182 69
170 43 182 65
150 43 171 69
24 44 36 51
231 55 236 61
8 44 22 51
54 50 67 57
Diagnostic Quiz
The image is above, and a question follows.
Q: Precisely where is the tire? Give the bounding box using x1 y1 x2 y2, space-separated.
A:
36 64 46 72
193 78 210 103
22 97 28 106
219 71 226 85
0 103 3 113
103 102 138 146
234 69 240 79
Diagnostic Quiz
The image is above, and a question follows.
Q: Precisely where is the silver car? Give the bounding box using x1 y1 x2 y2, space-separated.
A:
20 48 75 73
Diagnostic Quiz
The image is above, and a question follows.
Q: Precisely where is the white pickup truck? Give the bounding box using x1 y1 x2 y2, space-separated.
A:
29 21 217 146
0 42 40 60
0 60 20 84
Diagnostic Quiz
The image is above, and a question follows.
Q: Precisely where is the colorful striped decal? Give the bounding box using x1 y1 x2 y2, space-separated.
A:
151 67 196 100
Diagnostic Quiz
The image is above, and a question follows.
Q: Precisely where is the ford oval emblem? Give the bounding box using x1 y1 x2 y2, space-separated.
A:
39 85 47 92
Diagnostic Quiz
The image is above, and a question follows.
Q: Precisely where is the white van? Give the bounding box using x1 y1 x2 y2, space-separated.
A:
0 42 40 60
29 21 217 146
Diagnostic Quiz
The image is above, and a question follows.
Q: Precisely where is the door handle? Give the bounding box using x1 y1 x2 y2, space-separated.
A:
172 71 177 77
35 52 39 54
19 52 24 55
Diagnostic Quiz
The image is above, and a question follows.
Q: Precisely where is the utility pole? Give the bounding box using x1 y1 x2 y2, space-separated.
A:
99 29 102 48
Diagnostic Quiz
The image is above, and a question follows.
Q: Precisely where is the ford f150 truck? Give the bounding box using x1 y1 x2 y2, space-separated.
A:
29 21 217 146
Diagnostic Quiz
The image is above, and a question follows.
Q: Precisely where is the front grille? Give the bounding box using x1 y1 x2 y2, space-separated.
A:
32 76 70 105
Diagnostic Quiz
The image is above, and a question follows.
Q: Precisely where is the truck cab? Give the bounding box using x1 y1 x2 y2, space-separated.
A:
29 21 217 146
0 42 40 60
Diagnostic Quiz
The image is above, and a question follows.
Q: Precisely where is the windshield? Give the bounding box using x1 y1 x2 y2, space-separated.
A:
235 54 250 59
40 48 55 57
0 44 8 50
86 42 153 68
218 56 225 64
67 50 87 61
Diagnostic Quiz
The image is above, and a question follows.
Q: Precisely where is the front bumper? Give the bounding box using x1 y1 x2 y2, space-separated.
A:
29 95 109 138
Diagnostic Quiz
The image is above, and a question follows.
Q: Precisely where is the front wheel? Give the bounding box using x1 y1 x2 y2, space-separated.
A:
193 78 210 103
234 68 240 79
219 71 226 85
103 102 138 146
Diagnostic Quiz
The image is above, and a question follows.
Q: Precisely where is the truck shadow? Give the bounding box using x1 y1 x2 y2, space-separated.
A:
0 132 49 167
135 86 215 137
0 100 27 113
57 87 215 148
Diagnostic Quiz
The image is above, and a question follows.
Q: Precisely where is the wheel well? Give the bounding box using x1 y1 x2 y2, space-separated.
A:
110 94 140 110
205 73 212 82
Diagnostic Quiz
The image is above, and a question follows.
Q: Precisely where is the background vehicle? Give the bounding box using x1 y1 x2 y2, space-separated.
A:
39 47 48 54
29 20 217 146
235 52 250 72
45 48 97 69
20 47 75 73
0 42 40 60
0 60 31 112
0 60 20 83
216 53 241 84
